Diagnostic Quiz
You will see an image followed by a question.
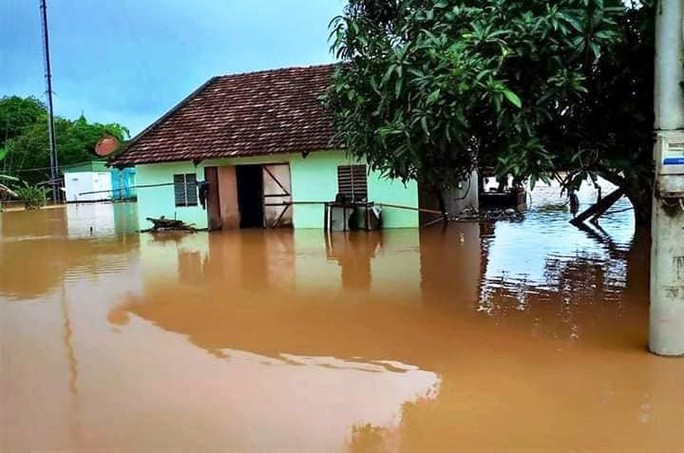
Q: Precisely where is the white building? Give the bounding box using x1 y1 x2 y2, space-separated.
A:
63 162 112 203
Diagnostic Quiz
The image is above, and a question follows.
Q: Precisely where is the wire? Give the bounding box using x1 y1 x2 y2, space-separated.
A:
78 182 175 196
8 161 94 173
680 198 684 212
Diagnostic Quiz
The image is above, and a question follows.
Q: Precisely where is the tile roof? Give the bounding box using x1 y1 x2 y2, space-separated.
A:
112 64 336 166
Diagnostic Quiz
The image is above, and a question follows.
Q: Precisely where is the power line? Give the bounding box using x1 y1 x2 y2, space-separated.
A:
8 161 95 173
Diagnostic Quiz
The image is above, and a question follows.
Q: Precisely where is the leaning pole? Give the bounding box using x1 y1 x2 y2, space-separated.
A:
650 0 684 355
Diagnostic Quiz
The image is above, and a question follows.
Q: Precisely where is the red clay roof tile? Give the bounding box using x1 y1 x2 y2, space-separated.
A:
112 64 336 166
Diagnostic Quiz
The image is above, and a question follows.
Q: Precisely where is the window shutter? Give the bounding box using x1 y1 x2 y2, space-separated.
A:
174 174 186 206
351 165 367 198
185 174 198 205
337 165 368 200
174 174 198 207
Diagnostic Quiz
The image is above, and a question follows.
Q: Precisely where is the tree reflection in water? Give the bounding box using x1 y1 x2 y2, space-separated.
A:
478 217 648 343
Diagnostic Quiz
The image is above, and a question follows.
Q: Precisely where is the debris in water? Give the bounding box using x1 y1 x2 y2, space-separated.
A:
141 216 198 233
450 207 524 223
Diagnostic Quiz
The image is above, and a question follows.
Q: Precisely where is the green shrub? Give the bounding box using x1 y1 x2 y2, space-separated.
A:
14 182 49 210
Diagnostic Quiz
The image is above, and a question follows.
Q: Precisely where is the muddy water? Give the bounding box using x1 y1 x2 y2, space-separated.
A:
0 192 681 451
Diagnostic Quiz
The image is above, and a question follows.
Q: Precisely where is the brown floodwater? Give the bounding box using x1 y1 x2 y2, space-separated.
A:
0 187 682 451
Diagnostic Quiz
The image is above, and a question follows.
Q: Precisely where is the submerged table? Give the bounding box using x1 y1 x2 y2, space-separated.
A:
323 201 376 231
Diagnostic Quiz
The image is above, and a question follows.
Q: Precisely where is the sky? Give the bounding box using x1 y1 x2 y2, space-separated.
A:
0 0 345 136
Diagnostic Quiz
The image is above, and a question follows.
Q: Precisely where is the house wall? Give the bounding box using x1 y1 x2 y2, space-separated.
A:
135 151 419 230
418 169 479 223
111 167 137 201
286 151 419 229
63 171 112 203
443 169 479 214
136 162 205 230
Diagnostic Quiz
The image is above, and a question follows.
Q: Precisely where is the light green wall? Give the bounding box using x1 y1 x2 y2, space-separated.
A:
287 151 419 228
135 151 419 230
136 162 208 230
368 168 419 228
289 153 341 228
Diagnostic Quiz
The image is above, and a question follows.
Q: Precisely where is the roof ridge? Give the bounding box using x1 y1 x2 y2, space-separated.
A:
215 63 337 80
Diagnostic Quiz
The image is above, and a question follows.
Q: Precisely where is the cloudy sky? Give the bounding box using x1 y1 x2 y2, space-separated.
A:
1 1 345 136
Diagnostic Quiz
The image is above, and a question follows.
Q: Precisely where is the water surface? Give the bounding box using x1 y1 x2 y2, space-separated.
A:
1 192 680 452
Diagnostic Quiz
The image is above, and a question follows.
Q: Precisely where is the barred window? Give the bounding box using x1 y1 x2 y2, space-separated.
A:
337 165 368 201
173 174 198 207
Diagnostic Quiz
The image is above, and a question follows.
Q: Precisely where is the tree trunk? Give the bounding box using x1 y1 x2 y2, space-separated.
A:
625 183 652 231
432 186 448 223
596 168 653 230
570 188 625 226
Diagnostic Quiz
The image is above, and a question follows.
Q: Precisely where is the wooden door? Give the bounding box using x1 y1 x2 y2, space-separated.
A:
217 166 240 229
262 164 293 228
204 167 222 231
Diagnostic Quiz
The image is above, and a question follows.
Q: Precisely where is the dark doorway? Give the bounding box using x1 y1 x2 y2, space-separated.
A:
236 165 264 228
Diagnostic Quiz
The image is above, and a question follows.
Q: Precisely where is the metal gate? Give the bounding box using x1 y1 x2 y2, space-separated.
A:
262 164 293 228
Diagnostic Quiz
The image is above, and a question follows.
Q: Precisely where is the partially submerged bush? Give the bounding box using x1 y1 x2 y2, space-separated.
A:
14 182 49 210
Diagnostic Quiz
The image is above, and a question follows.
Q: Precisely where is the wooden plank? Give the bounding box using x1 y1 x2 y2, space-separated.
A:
204 167 222 230
263 164 293 227
217 166 240 229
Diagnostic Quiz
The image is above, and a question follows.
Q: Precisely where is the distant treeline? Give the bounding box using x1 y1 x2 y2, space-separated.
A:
0 96 129 184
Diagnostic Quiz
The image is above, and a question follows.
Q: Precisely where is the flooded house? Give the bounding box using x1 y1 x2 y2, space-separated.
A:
63 161 113 203
111 64 476 231
63 161 137 203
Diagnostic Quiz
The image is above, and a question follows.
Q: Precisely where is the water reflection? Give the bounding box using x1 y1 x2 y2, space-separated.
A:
3 194 683 451
112 230 430 360
103 212 646 449
0 204 139 300
326 232 382 290
476 180 643 344
420 223 482 307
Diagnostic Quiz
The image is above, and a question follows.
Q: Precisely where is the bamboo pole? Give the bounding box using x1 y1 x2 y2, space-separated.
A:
287 200 445 215
375 202 443 215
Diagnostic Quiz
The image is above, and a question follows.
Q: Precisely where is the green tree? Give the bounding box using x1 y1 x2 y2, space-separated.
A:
546 1 655 226
0 149 18 200
0 96 47 176
0 97 129 184
326 0 651 223
0 96 46 144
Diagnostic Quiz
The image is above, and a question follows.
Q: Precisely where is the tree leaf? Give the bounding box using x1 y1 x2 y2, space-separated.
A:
502 89 522 108
322 0 648 221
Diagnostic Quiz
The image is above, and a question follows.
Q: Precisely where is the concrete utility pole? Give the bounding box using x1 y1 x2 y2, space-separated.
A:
650 0 684 355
